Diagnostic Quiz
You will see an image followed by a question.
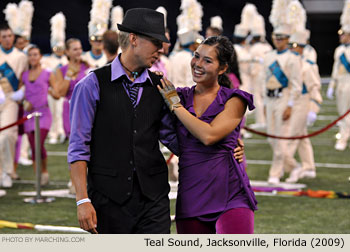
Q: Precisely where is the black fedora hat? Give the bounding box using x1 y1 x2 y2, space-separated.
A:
117 8 170 43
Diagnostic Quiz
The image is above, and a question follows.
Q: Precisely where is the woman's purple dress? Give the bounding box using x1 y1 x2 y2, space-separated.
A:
22 69 52 133
176 86 257 221
60 63 89 136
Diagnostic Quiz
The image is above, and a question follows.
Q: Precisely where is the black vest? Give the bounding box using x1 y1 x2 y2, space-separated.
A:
88 64 169 204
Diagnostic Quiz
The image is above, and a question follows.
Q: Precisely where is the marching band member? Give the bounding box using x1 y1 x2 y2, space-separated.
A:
284 0 322 183
41 12 68 144
263 0 302 184
81 0 111 69
327 0 350 151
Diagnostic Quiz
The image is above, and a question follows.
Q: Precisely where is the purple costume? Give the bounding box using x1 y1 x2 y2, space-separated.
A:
175 86 257 221
60 63 89 136
22 69 52 133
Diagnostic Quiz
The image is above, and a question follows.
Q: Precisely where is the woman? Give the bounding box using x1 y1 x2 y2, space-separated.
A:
55 38 89 137
158 36 257 234
21 45 59 186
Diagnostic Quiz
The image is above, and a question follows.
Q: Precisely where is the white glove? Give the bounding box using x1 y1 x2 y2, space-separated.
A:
0 89 5 105
306 111 317 126
326 87 334 100
11 87 25 101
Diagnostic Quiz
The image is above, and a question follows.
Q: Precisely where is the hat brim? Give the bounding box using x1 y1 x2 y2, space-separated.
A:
117 24 170 43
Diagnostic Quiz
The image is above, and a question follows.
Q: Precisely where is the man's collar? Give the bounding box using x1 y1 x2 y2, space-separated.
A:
111 54 153 85
0 45 14 54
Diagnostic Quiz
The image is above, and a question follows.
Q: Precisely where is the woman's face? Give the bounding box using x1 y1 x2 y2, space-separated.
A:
66 41 83 62
191 44 225 85
28 48 41 67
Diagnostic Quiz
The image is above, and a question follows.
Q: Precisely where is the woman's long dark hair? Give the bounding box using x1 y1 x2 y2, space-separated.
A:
202 36 240 88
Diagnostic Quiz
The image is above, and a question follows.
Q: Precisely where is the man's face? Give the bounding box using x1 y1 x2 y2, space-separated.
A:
272 33 289 51
0 29 15 50
133 34 164 68
90 37 103 51
340 33 350 44
15 36 28 51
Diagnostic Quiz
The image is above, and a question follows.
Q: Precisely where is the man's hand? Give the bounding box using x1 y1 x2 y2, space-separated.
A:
77 202 98 234
282 106 292 121
234 138 245 163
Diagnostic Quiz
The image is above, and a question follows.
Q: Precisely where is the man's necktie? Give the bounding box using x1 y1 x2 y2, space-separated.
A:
129 83 140 108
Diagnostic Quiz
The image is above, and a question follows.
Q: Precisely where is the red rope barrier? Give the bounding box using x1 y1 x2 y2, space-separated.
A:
244 109 350 140
0 115 31 132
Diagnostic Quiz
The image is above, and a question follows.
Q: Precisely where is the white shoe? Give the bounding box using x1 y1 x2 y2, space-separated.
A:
2 173 13 188
285 166 302 183
249 123 266 129
299 170 316 179
59 135 66 144
18 157 33 166
335 141 347 151
243 132 253 139
267 177 280 185
41 172 49 186
48 138 58 144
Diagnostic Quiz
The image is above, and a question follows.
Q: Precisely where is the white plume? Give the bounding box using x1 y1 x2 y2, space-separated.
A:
3 3 19 34
210 16 223 30
341 0 350 33
156 6 167 27
251 14 266 37
287 0 306 33
18 0 34 39
177 0 203 33
241 3 258 30
89 0 112 37
50 12 66 49
269 0 293 27
110 5 124 31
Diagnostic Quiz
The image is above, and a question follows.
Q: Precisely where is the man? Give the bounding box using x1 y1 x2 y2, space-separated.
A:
327 0 350 151
69 8 244 234
81 0 111 68
102 30 119 64
41 12 68 145
0 24 27 188
283 1 322 183
249 13 272 129
264 0 302 184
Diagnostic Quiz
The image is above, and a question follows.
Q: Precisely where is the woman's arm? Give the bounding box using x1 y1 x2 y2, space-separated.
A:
158 77 247 146
55 68 71 97
48 72 60 99
173 96 246 146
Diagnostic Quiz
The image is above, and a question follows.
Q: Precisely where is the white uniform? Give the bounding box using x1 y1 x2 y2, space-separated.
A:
249 42 273 125
41 54 68 143
169 49 194 88
303 44 317 63
0 46 27 182
81 51 107 69
329 44 350 150
284 56 322 175
234 43 252 93
262 49 302 179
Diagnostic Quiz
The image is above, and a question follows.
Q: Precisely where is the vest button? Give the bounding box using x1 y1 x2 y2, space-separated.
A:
129 160 133 165
127 176 132 181
133 130 137 134
127 192 131 196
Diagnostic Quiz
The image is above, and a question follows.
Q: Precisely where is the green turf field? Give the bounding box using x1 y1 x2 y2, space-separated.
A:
0 85 349 234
